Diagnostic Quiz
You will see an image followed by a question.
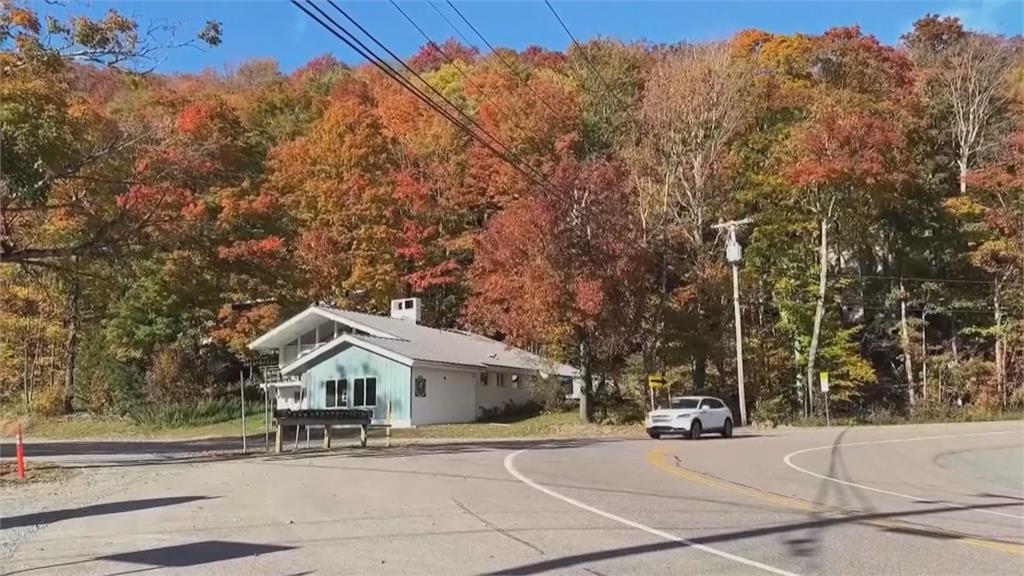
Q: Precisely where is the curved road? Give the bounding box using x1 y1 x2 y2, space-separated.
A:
3 421 1022 575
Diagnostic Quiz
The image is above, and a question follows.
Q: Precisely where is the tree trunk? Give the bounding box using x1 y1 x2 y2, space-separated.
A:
62 277 81 414
951 313 959 361
579 339 595 423
23 342 31 414
793 336 805 417
900 280 916 407
692 352 707 391
958 162 968 195
805 216 829 416
921 313 928 403
994 280 1005 407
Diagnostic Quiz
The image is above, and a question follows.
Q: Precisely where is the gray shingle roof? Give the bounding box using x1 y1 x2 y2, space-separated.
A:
319 307 578 377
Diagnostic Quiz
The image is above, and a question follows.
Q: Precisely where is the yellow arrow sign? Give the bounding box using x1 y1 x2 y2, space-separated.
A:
647 375 667 388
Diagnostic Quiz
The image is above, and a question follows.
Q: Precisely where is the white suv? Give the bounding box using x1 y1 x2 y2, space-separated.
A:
645 396 734 439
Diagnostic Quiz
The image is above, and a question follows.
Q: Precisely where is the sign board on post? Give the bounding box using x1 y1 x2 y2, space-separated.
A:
647 375 666 411
820 371 831 427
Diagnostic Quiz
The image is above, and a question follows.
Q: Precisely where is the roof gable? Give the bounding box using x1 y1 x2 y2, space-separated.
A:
250 305 578 377
248 306 397 350
280 334 413 375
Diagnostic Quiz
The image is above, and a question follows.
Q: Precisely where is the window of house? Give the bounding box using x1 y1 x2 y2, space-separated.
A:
511 374 520 389
325 380 336 408
496 373 505 387
324 379 348 408
292 391 300 402
480 372 488 386
353 377 377 407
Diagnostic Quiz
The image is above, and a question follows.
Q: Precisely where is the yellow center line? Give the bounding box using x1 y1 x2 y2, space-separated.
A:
646 448 1024 557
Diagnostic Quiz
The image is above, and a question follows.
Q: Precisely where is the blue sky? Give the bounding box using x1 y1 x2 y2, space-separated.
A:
49 1 1024 73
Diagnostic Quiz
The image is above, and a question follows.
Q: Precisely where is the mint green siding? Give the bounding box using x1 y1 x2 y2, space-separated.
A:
304 344 411 423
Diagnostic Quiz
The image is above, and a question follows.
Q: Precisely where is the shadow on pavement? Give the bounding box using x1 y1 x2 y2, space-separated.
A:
265 437 622 460
6 540 295 576
1 496 215 530
0 436 266 459
481 499 1023 575
98 540 295 567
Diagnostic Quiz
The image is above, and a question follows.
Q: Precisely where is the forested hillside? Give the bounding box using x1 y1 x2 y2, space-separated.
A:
2 2 1021 422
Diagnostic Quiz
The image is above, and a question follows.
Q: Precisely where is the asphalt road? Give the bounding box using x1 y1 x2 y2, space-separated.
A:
2 421 1022 575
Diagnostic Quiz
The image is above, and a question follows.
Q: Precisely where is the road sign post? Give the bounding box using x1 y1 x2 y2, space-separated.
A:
820 371 830 427
647 375 666 410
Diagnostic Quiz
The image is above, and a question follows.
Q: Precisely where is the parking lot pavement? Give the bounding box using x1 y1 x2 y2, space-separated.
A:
3 422 1022 575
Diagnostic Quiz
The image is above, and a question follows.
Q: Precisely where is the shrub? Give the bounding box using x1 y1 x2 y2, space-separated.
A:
752 395 797 427
597 401 645 425
477 400 542 422
76 336 143 415
128 399 263 429
30 386 66 417
528 375 571 411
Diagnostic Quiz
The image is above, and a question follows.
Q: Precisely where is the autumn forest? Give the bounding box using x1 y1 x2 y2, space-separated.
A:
1 2 1021 423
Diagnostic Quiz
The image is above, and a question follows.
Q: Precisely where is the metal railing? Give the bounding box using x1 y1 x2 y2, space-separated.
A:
260 365 300 385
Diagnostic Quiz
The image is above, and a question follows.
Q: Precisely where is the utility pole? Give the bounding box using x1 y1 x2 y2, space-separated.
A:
713 218 753 427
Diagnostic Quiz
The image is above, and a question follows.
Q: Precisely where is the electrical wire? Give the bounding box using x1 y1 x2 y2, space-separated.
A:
440 0 563 118
542 0 621 104
290 0 549 193
389 0 556 182
322 0 555 189
833 273 995 286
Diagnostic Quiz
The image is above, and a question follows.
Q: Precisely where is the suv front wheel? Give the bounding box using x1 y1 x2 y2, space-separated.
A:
689 420 702 440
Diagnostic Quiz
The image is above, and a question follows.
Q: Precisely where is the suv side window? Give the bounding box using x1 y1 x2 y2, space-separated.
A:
709 399 725 409
699 399 712 410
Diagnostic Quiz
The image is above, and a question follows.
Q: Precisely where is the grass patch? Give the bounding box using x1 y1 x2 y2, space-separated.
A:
2 407 270 440
392 411 643 440
128 399 263 428
784 407 1024 428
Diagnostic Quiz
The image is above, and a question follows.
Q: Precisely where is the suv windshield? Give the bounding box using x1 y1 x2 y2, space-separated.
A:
669 398 700 409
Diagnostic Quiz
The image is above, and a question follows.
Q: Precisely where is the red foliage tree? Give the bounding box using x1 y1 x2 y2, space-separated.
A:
466 156 647 420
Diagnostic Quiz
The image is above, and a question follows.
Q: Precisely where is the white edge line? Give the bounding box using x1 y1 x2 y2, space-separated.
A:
782 430 1024 520
504 450 802 576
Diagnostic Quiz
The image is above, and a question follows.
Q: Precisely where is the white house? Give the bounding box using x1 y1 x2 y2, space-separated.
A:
248 298 578 427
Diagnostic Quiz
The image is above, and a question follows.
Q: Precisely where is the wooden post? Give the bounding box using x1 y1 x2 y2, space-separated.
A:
240 371 247 454
264 382 270 452
386 400 392 448
293 425 301 451
360 424 367 447
323 425 331 449
275 422 283 453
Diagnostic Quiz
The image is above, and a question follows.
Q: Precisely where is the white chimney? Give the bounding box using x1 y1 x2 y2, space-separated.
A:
390 297 421 323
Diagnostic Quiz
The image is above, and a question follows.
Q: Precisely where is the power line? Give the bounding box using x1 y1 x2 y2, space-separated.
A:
542 0 620 103
425 0 478 52
833 273 995 286
389 0 557 183
743 298 1002 316
291 1 548 194
322 0 554 189
440 0 563 118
